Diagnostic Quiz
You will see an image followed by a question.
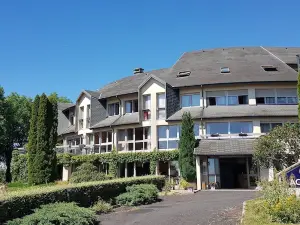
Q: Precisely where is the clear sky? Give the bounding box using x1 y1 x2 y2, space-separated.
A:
1 0 299 102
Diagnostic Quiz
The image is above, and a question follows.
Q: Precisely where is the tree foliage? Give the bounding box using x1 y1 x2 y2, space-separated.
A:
254 123 300 170
298 71 300 121
27 95 39 184
0 88 32 182
48 92 72 103
179 112 196 182
28 93 57 184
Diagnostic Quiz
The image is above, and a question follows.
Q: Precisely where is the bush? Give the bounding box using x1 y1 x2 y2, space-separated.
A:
163 179 174 195
0 175 164 223
179 178 189 190
69 162 110 183
259 178 300 223
7 202 97 225
116 184 159 206
92 198 113 214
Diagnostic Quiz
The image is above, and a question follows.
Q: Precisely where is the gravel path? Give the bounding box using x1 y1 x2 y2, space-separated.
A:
100 191 256 225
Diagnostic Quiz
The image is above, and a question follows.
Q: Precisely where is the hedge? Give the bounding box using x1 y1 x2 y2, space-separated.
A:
0 175 165 223
57 149 179 166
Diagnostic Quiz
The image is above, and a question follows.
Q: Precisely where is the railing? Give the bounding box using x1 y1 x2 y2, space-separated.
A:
202 133 265 139
55 145 93 155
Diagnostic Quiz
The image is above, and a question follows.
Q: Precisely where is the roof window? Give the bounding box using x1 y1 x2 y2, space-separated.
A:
177 71 191 78
220 67 230 73
262 65 278 72
287 63 298 72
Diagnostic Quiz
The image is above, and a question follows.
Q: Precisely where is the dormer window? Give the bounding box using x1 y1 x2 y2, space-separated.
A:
125 100 138 113
220 67 230 73
262 65 278 72
108 103 119 116
177 71 191 78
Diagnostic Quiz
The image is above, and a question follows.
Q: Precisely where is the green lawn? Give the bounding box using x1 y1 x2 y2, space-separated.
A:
242 199 300 225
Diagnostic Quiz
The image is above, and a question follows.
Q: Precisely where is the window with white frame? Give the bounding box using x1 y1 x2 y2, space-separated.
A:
143 95 151 120
157 93 166 120
260 122 283 133
158 124 200 150
67 137 82 147
93 131 113 153
79 106 84 129
108 103 120 116
256 88 297 105
206 122 253 135
207 90 248 106
117 127 151 151
125 99 138 113
86 104 91 128
181 94 200 107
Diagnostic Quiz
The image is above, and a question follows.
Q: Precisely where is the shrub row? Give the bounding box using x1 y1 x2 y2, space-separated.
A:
0 175 165 223
57 149 179 166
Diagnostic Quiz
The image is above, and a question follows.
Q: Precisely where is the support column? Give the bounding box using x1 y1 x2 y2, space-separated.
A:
62 165 72 181
196 156 202 190
246 157 250 188
125 162 128 178
133 162 136 177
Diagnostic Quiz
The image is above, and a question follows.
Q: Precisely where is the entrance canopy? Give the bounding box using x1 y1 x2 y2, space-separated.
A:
194 138 256 156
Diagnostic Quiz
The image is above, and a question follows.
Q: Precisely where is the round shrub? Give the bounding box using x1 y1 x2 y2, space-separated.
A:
7 202 97 225
69 162 110 183
116 183 159 206
92 199 113 214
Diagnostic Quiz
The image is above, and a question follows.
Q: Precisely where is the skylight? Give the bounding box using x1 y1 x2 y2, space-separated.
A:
177 71 191 78
220 67 230 73
262 65 278 72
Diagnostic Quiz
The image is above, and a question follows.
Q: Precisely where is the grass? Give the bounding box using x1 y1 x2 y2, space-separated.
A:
242 199 300 225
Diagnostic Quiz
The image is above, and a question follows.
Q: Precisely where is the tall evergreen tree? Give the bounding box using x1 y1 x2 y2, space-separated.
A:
179 112 196 182
27 95 39 184
35 94 53 184
48 97 58 181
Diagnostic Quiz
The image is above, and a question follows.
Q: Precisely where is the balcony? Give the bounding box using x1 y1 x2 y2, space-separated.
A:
202 133 264 140
55 145 93 155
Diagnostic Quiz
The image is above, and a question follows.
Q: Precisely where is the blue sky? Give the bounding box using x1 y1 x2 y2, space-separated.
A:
1 0 299 102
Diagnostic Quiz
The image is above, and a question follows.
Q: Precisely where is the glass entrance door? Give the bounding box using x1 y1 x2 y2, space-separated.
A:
208 158 220 188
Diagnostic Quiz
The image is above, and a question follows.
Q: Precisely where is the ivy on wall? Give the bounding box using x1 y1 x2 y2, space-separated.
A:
57 150 179 166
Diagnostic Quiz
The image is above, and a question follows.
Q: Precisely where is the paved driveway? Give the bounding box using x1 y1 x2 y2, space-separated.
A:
100 191 257 225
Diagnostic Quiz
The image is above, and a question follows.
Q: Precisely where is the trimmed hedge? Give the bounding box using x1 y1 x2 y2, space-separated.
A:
0 175 164 223
57 150 179 166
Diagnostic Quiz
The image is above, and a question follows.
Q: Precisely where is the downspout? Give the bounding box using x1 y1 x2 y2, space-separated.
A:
201 85 204 137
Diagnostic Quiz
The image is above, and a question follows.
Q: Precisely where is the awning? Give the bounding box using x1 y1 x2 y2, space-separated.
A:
194 138 256 156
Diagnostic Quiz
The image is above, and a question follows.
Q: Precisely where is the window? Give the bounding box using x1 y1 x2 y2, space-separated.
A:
94 131 112 153
86 105 91 128
108 103 119 116
68 137 81 146
125 100 138 113
230 122 253 134
177 71 191 78
69 112 74 125
262 65 278 72
157 93 166 120
260 123 282 133
207 90 248 106
256 89 297 105
143 95 151 120
206 122 253 135
181 94 200 107
158 124 199 150
287 63 298 72
220 67 230 73
117 127 150 151
79 106 84 129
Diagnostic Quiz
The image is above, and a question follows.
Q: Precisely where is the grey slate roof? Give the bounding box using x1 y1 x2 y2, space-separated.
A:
90 115 120 129
194 138 256 155
60 125 75 135
84 90 100 98
165 47 298 87
96 47 300 100
57 103 75 136
112 112 139 126
98 68 169 99
167 105 298 121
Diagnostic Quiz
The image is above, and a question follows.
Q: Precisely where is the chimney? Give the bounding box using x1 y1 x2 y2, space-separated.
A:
134 68 144 74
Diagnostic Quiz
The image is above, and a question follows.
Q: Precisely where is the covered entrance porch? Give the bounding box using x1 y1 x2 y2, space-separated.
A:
195 138 259 190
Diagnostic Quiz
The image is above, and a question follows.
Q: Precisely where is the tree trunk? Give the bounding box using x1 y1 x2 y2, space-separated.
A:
5 147 12 182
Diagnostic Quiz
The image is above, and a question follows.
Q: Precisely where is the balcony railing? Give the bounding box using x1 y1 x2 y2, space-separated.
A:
202 133 264 139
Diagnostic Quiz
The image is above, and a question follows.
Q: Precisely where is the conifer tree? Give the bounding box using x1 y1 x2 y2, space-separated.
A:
27 95 39 184
179 112 196 182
